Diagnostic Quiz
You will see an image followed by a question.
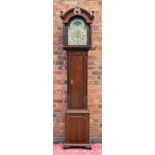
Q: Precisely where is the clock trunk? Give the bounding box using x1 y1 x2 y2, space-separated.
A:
68 52 87 109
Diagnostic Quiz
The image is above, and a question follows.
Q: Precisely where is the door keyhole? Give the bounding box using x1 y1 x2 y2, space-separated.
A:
71 79 73 85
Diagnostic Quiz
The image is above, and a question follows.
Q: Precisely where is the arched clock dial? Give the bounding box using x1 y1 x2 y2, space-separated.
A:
68 18 87 45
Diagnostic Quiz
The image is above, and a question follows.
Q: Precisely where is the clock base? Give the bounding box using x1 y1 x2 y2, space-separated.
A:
63 143 92 149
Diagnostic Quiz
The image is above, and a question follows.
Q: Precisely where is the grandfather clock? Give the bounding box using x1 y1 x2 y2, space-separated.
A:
60 7 94 149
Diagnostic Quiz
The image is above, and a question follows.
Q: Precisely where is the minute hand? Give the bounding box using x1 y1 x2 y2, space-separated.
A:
76 32 80 44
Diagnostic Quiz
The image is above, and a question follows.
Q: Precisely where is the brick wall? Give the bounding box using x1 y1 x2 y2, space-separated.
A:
53 0 102 143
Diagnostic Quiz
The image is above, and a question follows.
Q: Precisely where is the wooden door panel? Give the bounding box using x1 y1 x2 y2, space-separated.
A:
70 54 84 108
66 113 89 144
68 53 87 109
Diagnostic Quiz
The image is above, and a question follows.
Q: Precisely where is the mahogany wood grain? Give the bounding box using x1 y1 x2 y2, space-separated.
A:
68 52 88 109
65 112 90 144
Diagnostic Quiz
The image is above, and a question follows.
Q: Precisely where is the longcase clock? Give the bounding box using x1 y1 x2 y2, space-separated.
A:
60 7 94 149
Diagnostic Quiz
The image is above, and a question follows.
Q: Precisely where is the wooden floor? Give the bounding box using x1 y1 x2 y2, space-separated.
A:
53 144 102 155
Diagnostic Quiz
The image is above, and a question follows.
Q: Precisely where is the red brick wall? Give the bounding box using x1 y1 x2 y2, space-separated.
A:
53 0 102 143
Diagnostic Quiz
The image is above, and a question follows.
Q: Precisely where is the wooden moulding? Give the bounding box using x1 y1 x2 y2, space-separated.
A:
65 109 90 114
63 46 92 50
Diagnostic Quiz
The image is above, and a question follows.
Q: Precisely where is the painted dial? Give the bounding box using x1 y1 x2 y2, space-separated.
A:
68 18 87 45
